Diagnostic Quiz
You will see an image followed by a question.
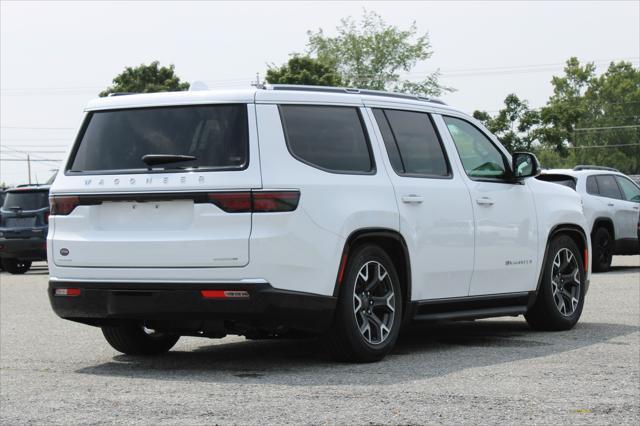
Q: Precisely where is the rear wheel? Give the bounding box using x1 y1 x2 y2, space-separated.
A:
1 259 31 274
324 244 402 362
592 227 613 272
101 323 180 355
526 234 585 331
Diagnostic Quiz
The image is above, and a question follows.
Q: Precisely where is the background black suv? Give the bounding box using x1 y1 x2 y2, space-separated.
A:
0 185 50 274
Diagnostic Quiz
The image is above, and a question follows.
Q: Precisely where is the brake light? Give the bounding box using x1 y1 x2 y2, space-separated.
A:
253 191 300 212
50 196 79 215
207 191 300 213
44 212 49 224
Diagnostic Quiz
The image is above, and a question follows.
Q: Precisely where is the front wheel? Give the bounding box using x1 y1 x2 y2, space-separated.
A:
101 323 180 355
526 235 586 331
1 259 32 274
324 244 403 362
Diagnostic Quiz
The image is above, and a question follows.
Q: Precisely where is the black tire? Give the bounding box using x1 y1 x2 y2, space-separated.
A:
526 234 586 331
324 244 403 363
101 323 180 355
1 259 32 274
592 227 613 272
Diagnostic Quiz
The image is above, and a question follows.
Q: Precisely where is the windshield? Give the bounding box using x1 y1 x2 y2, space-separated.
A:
68 104 248 173
3 191 49 211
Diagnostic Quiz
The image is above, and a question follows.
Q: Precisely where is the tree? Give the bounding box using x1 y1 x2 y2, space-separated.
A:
306 10 452 96
99 61 189 97
266 55 342 86
473 94 540 152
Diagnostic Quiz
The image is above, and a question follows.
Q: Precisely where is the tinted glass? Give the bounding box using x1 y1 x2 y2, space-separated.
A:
372 109 404 173
2 191 49 210
280 105 373 173
443 116 507 179
374 109 449 177
595 175 622 199
69 105 248 172
615 176 640 202
536 174 576 190
586 175 599 194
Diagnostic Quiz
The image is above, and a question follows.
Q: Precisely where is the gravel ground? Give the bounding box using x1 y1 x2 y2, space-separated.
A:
1 257 639 425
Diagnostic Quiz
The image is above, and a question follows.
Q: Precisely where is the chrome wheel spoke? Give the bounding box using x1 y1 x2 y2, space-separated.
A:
550 248 581 317
353 260 396 345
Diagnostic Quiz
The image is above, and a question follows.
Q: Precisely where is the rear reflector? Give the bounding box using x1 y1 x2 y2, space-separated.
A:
54 288 81 297
201 290 250 299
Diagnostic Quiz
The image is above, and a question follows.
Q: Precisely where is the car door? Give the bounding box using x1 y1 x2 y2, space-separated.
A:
593 174 630 239
366 107 475 300
614 175 640 239
438 115 538 296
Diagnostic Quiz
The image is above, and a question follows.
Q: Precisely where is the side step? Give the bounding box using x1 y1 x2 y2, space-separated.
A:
411 292 533 322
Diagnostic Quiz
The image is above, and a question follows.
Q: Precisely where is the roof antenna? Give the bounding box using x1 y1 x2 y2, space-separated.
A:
251 72 265 89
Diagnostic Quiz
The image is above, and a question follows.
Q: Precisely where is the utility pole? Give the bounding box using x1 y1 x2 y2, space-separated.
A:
27 154 31 185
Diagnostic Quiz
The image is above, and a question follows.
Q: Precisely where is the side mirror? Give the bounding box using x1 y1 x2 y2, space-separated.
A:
512 152 541 179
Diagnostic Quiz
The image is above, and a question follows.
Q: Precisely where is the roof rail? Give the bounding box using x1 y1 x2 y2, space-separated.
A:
266 84 447 105
573 165 620 172
107 92 135 97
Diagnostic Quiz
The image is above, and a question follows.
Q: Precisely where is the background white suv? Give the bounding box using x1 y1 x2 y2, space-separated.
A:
48 86 591 362
538 166 640 272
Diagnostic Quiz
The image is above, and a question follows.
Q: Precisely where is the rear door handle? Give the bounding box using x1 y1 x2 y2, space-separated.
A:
401 195 424 204
476 197 494 206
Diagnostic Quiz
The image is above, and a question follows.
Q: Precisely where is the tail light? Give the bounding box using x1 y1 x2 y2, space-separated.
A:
50 196 79 215
54 288 81 297
201 290 249 299
207 191 300 213
44 212 50 224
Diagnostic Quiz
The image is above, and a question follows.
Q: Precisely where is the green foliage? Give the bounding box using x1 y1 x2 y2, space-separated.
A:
475 58 640 174
306 10 452 96
99 61 189 97
266 55 342 86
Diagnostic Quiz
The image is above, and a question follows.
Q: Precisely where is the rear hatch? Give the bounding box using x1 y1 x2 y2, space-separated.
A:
1 188 49 238
51 102 261 268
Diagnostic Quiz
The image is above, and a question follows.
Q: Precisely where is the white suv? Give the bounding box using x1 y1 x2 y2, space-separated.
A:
538 166 640 271
48 85 591 362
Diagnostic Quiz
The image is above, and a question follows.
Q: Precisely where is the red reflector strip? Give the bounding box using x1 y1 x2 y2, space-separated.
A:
54 288 81 297
337 251 349 285
201 290 250 299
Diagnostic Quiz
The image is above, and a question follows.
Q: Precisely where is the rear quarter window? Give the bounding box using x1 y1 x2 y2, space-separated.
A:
279 105 374 174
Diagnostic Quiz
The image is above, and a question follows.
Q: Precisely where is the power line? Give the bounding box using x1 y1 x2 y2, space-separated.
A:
574 124 640 131
0 126 75 130
0 158 62 162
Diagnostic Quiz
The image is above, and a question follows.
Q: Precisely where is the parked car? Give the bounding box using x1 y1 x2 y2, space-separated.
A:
47 86 591 362
537 166 640 272
0 185 50 274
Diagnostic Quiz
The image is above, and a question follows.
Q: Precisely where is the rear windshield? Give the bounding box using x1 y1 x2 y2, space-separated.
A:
68 104 248 173
2 191 49 211
536 174 577 190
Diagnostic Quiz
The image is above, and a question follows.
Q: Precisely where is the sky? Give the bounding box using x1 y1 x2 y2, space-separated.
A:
1 0 638 186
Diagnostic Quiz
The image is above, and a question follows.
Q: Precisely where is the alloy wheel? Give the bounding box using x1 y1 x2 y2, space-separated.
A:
550 248 581 316
353 261 396 345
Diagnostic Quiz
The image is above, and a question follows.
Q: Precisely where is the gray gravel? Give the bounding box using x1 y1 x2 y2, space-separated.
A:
1 257 639 425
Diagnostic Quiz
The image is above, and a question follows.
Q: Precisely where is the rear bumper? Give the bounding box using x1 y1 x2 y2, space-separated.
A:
0 237 47 261
48 280 336 334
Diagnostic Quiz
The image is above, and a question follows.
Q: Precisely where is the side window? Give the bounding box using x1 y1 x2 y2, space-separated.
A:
279 105 374 173
615 176 640 202
443 116 508 179
372 108 450 177
595 175 623 199
586 175 599 195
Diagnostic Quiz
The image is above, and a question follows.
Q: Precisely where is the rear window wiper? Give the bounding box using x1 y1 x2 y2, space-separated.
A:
141 154 197 169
